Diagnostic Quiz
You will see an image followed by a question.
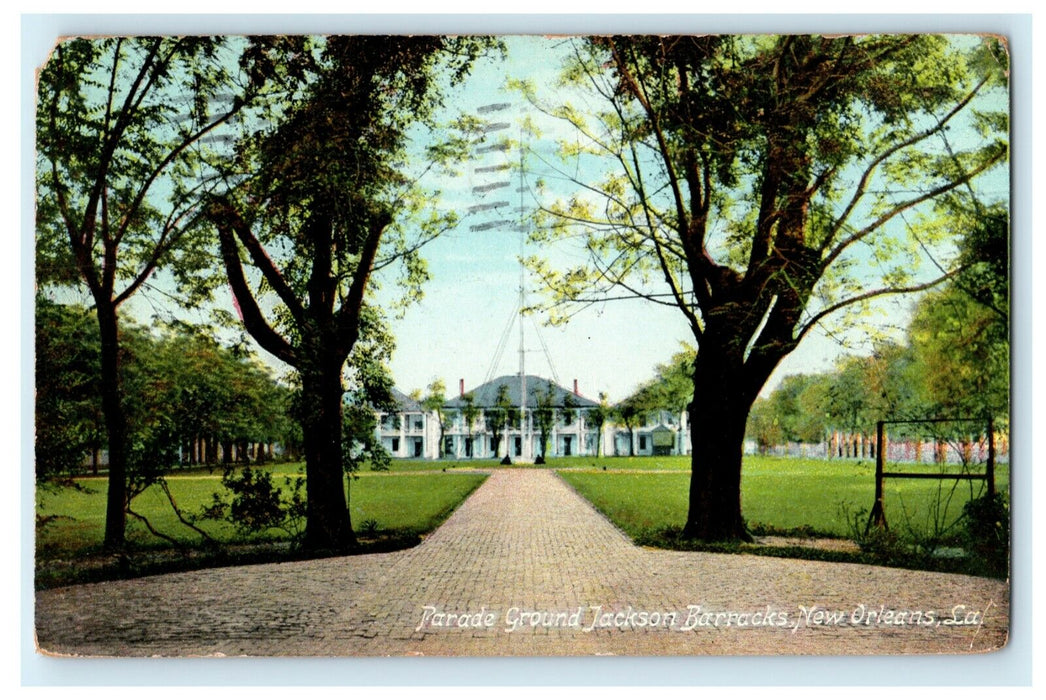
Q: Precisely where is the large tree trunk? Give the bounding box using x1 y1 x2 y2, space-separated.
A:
300 363 356 552
682 342 761 543
683 405 753 541
97 302 128 550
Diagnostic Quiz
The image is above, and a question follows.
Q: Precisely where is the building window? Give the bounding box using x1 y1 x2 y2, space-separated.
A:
639 435 647 451
391 437 400 452
413 439 423 458
515 437 522 456
563 436 572 456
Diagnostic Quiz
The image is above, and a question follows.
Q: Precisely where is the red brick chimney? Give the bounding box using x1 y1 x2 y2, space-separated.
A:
460 378 465 397
573 379 579 396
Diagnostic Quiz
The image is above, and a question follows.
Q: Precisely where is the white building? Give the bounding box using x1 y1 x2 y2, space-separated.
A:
610 409 691 457
439 375 602 462
376 378 692 461
375 388 442 460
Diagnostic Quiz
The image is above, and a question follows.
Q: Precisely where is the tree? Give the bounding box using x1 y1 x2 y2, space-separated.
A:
461 393 480 458
745 374 828 453
910 203 1009 424
421 379 449 459
526 35 1008 540
35 295 103 480
138 322 294 468
908 284 1008 424
533 387 556 463
746 399 784 455
485 384 517 461
642 346 696 416
614 395 647 457
822 355 874 455
35 37 286 547
206 37 490 550
954 204 1009 324
588 392 611 457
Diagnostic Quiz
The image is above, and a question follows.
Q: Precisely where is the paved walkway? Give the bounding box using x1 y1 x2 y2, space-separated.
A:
35 470 1008 657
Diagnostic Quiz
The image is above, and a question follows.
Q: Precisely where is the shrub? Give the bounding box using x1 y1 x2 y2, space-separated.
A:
202 467 307 546
962 493 1009 578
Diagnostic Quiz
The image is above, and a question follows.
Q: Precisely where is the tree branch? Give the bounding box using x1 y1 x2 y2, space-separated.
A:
821 148 1005 272
218 199 307 326
113 87 248 250
158 479 218 544
335 213 391 356
606 39 693 256
207 201 299 368
823 76 989 254
795 268 964 344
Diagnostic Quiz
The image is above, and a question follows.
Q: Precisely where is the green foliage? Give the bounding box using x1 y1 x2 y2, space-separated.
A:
343 402 391 475
907 284 1008 423
628 346 695 414
203 467 307 546
529 35 1007 324
342 306 397 474
961 492 1009 577
747 374 835 451
527 38 1007 542
34 296 103 480
955 206 1008 322
421 378 449 458
201 37 496 549
35 298 293 482
34 36 287 302
745 261 1008 451
839 502 905 561
34 35 318 546
613 396 646 457
533 387 556 461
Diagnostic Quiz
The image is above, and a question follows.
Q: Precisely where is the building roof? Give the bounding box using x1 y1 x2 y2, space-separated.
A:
445 375 599 410
388 387 424 413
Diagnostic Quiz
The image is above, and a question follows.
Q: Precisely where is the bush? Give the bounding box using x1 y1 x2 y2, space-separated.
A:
962 493 1009 578
202 467 307 546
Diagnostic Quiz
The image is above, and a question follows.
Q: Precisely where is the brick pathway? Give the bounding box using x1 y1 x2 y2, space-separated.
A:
35 469 1009 657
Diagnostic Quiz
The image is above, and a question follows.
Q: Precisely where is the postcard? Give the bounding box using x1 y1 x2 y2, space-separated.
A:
31 29 1012 661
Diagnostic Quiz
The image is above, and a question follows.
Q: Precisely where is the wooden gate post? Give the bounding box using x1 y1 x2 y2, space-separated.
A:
867 420 888 533
987 417 996 498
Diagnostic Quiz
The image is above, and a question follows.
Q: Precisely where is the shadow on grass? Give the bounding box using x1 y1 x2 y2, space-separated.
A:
633 525 1008 581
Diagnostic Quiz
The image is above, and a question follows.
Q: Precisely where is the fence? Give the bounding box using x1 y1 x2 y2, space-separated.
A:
866 417 999 532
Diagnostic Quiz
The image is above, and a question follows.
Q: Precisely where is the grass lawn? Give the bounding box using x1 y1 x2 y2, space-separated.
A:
559 455 1010 541
346 454 694 472
36 466 486 561
36 453 1008 585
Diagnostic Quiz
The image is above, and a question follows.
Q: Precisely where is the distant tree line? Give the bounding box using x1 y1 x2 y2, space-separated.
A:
745 243 1008 456
35 294 296 482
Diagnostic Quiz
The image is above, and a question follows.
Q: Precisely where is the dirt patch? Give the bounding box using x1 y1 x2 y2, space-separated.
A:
754 535 861 553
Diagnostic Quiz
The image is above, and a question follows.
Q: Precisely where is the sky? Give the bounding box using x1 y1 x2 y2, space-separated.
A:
26 27 1011 406
375 38 704 402
371 34 1009 403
